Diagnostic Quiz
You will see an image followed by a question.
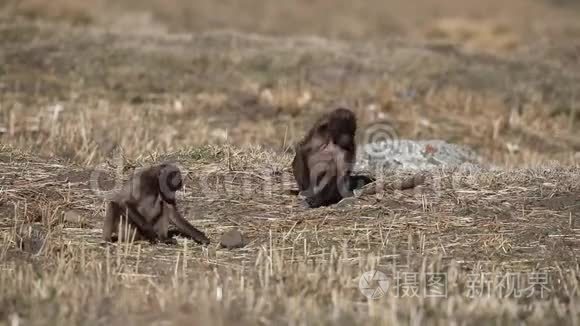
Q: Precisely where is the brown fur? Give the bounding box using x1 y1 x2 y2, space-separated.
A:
292 107 373 208
102 163 210 245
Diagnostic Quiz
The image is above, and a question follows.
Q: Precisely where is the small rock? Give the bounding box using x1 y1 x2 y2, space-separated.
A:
16 226 46 255
220 229 244 249
399 173 427 190
63 210 87 226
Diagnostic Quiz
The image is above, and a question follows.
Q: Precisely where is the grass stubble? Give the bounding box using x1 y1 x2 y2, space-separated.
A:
1 146 579 325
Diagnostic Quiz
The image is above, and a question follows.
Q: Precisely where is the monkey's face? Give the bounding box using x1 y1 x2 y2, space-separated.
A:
324 120 355 152
158 164 183 204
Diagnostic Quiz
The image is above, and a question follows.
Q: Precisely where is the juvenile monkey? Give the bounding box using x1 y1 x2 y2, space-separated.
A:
292 107 373 208
102 163 210 245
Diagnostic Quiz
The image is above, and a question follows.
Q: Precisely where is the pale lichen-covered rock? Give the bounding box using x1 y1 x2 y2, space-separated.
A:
356 139 484 172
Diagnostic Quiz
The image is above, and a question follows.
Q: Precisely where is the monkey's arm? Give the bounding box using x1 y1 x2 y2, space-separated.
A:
292 145 311 193
166 205 210 245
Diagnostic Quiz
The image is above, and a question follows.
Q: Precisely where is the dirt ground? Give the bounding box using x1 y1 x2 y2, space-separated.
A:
0 1 579 325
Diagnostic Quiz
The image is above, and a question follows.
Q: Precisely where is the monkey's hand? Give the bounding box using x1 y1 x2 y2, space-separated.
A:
134 227 159 244
163 238 178 245
145 230 160 243
145 236 160 244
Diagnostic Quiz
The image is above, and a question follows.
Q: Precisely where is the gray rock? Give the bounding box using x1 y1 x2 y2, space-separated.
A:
220 229 244 249
356 139 484 172
63 209 87 226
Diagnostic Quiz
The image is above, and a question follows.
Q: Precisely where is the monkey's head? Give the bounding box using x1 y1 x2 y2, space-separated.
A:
317 107 356 149
157 163 183 204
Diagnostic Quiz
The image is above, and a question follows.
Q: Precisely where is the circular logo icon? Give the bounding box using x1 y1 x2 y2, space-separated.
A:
362 122 400 158
358 270 390 299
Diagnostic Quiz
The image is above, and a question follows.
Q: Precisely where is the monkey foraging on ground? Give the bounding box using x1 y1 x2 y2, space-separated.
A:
292 107 374 208
102 163 210 245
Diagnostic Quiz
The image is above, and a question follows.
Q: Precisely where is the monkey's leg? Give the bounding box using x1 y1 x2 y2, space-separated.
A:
124 204 160 243
166 205 210 245
103 201 121 242
117 215 137 242
152 209 177 245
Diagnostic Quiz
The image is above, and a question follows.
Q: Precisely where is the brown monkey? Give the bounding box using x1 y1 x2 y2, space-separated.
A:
292 107 374 208
102 163 210 245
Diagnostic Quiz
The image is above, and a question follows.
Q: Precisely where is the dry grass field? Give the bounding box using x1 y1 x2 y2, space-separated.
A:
0 1 580 325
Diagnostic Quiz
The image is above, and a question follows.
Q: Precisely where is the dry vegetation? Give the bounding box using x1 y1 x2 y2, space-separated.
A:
0 0 579 325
